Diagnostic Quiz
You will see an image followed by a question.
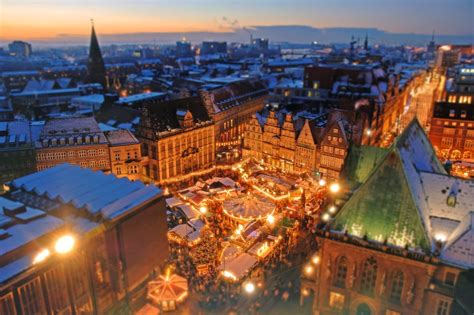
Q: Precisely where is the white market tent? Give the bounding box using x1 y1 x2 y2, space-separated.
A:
219 253 257 281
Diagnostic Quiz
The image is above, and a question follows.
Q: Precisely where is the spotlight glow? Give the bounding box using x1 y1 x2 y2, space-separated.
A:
55 235 75 254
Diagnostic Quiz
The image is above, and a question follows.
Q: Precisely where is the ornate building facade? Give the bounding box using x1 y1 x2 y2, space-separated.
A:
200 79 268 151
35 117 111 171
136 96 215 182
105 129 142 181
303 120 473 314
243 108 367 180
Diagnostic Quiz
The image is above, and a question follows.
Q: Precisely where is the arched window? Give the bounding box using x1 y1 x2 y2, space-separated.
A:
463 151 472 160
360 257 378 296
334 256 348 288
389 271 404 303
451 150 461 160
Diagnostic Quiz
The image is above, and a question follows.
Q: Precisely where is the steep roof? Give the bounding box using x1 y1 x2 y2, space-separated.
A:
341 145 389 188
141 96 211 133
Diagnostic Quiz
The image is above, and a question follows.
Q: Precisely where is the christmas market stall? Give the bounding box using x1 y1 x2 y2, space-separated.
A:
147 270 189 312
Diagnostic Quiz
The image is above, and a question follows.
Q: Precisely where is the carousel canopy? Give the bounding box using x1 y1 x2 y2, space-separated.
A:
148 273 188 303
223 194 274 220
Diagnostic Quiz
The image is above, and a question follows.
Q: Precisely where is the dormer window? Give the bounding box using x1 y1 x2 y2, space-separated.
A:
446 193 456 207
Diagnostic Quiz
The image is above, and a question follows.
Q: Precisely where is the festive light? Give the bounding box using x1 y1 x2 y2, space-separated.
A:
33 249 50 264
304 265 314 275
322 213 331 222
54 235 75 254
329 183 340 193
328 206 337 214
244 282 256 294
435 233 447 242
311 255 320 265
267 214 275 225
318 179 326 186
366 129 372 136
199 206 207 214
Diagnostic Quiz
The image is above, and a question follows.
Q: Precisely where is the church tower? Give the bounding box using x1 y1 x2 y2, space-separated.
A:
86 21 107 89
364 34 369 51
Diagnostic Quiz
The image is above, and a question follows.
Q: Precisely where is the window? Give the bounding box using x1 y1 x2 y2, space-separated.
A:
329 291 345 310
436 300 450 315
115 166 122 175
127 152 131 160
389 271 404 303
441 137 454 147
360 257 378 296
443 128 455 136
461 110 467 118
334 256 348 288
80 161 87 167
98 149 106 156
89 161 97 168
88 149 96 157
115 152 120 161
44 265 69 312
134 151 138 159
18 277 46 315
444 272 456 286
0 293 16 315
78 150 87 158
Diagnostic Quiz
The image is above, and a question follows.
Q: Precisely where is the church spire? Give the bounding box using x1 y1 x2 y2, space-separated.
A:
364 33 368 51
86 20 107 89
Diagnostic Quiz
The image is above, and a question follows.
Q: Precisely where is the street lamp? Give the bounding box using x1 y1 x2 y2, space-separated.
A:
33 249 50 264
329 183 340 193
311 255 320 265
55 235 75 254
199 206 207 215
267 214 275 225
328 206 337 214
244 281 256 294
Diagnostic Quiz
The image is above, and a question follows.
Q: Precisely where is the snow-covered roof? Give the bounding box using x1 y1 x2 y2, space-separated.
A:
9 164 162 221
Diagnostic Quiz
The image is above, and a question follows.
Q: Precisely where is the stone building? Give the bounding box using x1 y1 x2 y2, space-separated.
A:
303 120 473 315
243 108 367 179
35 117 111 171
0 121 37 190
136 96 215 182
0 164 168 315
430 66 474 161
105 129 142 181
200 79 268 152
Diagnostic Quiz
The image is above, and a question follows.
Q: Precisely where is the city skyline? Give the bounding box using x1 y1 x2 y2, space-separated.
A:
1 0 473 42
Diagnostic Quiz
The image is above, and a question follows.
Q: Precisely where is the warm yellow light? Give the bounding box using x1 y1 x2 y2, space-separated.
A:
244 282 255 294
267 214 275 225
33 249 50 264
322 213 331 222
55 235 75 254
329 183 340 193
318 179 326 186
311 255 320 265
304 265 314 275
328 206 337 214
302 288 309 296
366 129 372 136
199 206 207 214
435 233 447 242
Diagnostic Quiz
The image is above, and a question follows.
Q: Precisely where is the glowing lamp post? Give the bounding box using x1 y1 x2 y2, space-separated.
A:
304 264 314 276
329 183 340 193
33 249 50 264
55 235 75 254
244 282 256 294
311 255 320 265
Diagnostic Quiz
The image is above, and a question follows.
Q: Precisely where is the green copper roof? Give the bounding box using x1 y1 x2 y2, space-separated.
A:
341 145 389 188
333 150 431 251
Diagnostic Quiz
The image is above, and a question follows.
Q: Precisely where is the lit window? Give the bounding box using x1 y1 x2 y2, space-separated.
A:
436 300 450 315
115 153 120 161
329 291 345 310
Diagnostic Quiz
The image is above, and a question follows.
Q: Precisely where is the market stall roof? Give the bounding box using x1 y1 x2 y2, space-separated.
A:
148 273 188 303
169 224 194 239
176 204 200 220
223 194 274 221
219 253 257 281
166 197 183 208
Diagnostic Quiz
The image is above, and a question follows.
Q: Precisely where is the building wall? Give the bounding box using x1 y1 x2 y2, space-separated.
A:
318 123 349 181
142 124 215 182
109 142 142 181
306 235 460 315
0 197 168 315
0 146 36 190
36 143 111 171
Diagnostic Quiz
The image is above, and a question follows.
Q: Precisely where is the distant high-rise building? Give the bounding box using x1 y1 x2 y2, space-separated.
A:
200 41 227 55
364 34 369 51
252 38 269 50
427 30 436 54
8 40 32 57
176 39 193 57
86 22 107 89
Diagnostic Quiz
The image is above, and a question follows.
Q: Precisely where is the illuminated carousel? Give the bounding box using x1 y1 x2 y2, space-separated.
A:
147 270 188 312
222 194 275 223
